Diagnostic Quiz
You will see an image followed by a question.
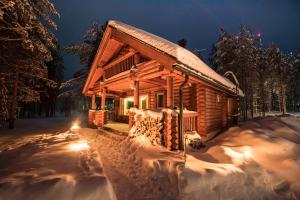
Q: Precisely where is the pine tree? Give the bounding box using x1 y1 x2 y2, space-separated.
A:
60 22 105 98
211 25 259 119
211 25 296 117
289 50 300 111
177 38 187 48
0 0 60 128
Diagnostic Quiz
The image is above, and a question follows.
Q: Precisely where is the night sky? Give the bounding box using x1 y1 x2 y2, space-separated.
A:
52 0 300 80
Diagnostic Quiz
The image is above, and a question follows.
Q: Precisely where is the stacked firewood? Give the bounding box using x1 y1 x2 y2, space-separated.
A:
129 116 163 145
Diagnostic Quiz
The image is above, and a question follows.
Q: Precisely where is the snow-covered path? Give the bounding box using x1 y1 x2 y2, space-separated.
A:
80 128 181 200
0 118 116 200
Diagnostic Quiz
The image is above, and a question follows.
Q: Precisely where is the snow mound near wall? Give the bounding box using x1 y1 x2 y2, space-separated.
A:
179 116 300 200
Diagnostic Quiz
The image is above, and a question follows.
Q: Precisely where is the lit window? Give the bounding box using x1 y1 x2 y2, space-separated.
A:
120 95 148 115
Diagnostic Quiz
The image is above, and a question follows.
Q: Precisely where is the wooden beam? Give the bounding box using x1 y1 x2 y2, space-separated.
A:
134 53 140 64
167 76 174 108
90 68 103 88
141 78 165 86
111 28 175 70
103 71 131 86
91 94 96 110
134 80 139 108
138 71 164 80
101 88 106 110
103 51 136 71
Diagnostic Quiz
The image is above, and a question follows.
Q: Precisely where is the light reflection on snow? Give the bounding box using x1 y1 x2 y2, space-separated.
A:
243 149 253 159
70 123 80 131
222 146 253 165
68 140 89 151
185 154 243 176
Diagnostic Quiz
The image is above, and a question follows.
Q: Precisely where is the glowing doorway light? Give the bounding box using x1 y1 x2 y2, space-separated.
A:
68 140 89 151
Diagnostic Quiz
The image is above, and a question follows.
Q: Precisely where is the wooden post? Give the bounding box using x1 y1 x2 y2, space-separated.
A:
134 53 140 65
166 76 174 108
101 88 106 110
134 80 139 108
91 94 95 110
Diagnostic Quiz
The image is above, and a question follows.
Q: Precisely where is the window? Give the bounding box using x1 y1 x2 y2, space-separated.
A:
140 96 148 109
120 95 148 115
156 93 164 108
121 97 134 115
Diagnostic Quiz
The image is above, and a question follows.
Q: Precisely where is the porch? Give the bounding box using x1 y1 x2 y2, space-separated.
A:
88 105 198 150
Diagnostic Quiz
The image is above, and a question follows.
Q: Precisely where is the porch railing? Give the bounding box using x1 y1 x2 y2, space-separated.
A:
183 112 198 132
106 110 116 121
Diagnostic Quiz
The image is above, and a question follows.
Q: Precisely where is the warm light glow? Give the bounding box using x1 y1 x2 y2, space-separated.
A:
70 122 80 131
257 33 261 37
68 140 89 151
223 146 254 165
243 149 253 159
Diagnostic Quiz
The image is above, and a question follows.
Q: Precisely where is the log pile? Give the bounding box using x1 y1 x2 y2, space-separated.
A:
129 115 163 145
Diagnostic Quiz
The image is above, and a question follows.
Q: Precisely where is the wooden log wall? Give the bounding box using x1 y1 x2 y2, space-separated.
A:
149 91 156 109
196 83 230 137
196 83 206 136
173 77 193 110
94 110 107 127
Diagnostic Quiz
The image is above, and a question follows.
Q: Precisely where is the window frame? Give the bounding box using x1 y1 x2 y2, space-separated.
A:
156 92 165 109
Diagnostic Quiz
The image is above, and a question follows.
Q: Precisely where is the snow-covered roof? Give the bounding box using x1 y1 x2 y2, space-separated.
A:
108 20 243 96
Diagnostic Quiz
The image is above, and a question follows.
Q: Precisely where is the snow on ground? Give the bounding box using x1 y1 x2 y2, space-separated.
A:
80 128 182 200
288 112 300 117
79 116 300 200
0 117 116 200
1 115 300 200
180 116 300 200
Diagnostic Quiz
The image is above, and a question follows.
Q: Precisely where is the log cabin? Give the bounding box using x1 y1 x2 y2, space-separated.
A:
83 20 243 150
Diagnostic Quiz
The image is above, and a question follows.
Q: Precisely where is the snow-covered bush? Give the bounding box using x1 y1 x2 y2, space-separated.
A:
185 131 204 149
129 115 163 145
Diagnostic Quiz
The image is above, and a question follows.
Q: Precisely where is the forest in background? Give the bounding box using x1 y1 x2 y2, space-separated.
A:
0 0 63 128
211 26 300 119
1 1 299 129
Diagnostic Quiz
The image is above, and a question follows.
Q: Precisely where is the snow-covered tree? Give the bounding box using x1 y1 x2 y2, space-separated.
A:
289 51 300 111
177 38 187 48
59 22 106 110
0 0 60 128
212 25 259 119
211 25 297 117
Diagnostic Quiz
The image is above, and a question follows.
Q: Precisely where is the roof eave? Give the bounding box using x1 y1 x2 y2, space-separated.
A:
173 63 244 97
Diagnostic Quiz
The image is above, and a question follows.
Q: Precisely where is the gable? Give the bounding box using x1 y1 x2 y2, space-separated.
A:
82 26 176 95
83 20 243 96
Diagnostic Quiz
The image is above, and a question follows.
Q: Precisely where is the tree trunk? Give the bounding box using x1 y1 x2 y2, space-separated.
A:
281 84 287 114
260 79 266 117
9 64 19 129
250 88 254 119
